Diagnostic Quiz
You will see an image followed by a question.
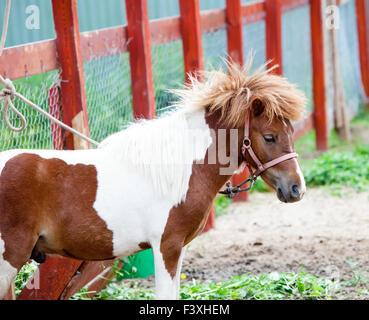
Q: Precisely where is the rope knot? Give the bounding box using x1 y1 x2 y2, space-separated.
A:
0 75 27 132
0 77 16 100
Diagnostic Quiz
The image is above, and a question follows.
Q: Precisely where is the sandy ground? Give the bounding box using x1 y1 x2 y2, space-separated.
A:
181 188 369 299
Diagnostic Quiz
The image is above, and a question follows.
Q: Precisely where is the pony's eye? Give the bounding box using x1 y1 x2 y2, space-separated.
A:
263 134 275 143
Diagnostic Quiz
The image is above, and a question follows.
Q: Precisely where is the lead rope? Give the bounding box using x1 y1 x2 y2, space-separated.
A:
0 0 100 147
219 175 256 198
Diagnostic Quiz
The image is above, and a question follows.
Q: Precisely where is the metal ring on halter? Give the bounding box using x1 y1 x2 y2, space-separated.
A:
243 138 251 147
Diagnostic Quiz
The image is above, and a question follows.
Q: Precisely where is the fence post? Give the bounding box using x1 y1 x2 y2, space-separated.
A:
310 0 328 150
179 0 215 230
265 0 283 74
179 0 204 81
356 0 369 105
51 0 91 150
125 0 156 119
226 0 249 202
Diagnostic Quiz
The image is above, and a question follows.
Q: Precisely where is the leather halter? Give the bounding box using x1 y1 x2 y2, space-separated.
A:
219 110 298 198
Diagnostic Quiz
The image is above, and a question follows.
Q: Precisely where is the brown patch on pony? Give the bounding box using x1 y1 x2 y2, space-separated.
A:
0 153 114 269
139 242 151 250
172 57 307 128
160 112 245 278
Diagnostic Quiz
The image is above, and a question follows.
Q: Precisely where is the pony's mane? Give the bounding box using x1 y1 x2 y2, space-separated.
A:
99 109 211 205
172 57 307 127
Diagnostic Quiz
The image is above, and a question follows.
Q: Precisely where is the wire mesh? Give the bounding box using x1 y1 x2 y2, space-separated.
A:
243 20 266 72
336 0 363 118
151 39 185 115
83 51 133 144
203 28 228 71
282 5 313 113
0 71 60 151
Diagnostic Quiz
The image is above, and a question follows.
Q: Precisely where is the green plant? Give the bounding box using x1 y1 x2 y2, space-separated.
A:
72 270 339 300
14 261 39 296
303 146 369 192
214 194 233 217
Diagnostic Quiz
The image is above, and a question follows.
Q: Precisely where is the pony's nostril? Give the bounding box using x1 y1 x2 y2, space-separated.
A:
291 184 300 197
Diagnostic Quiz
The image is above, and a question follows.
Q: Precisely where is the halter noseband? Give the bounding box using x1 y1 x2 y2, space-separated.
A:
219 110 298 198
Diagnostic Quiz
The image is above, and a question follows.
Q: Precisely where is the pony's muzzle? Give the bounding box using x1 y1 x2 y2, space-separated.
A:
277 182 305 203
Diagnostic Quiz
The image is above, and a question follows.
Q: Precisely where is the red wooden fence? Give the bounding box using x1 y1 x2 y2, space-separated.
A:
310 0 328 151
356 0 369 105
226 0 249 202
0 0 366 299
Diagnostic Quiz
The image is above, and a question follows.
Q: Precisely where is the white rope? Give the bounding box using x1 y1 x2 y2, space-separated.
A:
0 0 100 147
0 76 100 146
0 0 10 56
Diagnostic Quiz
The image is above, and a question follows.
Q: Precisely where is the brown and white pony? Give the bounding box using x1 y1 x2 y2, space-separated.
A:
0 60 306 300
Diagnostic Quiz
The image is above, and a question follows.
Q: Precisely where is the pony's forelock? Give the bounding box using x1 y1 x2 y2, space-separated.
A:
171 57 307 127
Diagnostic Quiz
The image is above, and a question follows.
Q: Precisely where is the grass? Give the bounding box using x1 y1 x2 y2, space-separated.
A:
72 270 338 300
302 145 369 193
14 261 39 297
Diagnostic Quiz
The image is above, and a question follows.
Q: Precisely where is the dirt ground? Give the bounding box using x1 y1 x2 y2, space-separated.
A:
182 188 369 299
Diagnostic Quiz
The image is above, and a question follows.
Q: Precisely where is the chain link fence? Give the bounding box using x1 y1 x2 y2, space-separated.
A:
0 71 60 151
203 28 228 71
151 39 185 115
336 0 363 118
282 4 313 113
83 51 133 144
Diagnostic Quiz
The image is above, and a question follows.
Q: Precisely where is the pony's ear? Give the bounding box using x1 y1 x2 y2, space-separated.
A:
251 97 264 117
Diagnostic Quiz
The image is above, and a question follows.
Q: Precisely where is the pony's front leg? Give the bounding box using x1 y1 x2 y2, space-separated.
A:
152 244 184 300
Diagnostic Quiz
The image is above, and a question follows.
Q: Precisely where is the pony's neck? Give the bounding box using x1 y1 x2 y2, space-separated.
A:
191 109 245 198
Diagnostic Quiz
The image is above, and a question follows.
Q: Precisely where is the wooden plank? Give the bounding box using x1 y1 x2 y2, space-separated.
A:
293 112 314 141
52 0 91 150
0 40 57 80
226 0 249 203
60 259 119 300
282 0 309 13
80 25 128 61
310 0 328 150
201 8 226 34
125 0 156 119
241 1 266 24
18 256 82 300
265 0 283 75
179 0 204 81
150 17 182 45
356 0 369 104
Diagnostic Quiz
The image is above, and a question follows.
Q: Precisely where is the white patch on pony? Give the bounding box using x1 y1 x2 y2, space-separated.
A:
152 245 178 300
0 233 17 299
294 158 306 193
99 108 211 204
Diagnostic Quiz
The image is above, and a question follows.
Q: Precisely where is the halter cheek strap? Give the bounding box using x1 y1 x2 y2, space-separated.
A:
219 110 298 198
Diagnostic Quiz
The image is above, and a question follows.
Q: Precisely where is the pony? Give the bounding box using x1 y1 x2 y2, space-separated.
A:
0 59 307 300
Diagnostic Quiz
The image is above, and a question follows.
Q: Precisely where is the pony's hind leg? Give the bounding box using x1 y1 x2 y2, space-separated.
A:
0 236 18 300
0 228 39 299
